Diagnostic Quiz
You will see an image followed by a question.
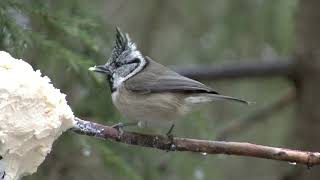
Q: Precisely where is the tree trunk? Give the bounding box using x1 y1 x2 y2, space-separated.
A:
283 0 320 179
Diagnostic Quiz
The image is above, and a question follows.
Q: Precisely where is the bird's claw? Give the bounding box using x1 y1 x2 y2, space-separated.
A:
111 122 124 129
111 123 124 140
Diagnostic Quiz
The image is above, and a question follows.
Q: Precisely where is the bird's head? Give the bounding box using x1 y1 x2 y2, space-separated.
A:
89 28 147 88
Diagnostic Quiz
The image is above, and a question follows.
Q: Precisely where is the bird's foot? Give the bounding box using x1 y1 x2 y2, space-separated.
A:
111 123 124 140
111 122 124 130
112 122 139 129
111 122 139 139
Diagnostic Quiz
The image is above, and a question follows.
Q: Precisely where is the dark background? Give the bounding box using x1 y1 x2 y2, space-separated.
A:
2 0 320 179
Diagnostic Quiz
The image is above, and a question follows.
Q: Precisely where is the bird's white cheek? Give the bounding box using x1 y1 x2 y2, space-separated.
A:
112 75 126 88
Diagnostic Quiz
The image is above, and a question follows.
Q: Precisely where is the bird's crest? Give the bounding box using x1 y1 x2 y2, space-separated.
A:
109 27 137 62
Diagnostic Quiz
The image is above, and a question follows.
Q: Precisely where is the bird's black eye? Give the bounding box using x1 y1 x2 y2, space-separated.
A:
115 58 140 68
127 58 140 64
114 62 120 67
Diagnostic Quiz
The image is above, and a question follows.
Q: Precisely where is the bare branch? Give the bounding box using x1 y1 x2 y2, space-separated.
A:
71 117 320 167
173 58 295 80
216 91 295 140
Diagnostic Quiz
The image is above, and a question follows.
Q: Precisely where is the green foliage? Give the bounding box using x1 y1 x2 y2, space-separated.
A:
0 0 110 71
96 142 142 180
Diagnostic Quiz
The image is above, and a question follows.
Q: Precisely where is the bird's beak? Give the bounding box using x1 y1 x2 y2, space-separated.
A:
89 65 111 75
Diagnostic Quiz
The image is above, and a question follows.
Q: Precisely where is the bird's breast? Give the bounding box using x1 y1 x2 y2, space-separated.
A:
111 85 190 126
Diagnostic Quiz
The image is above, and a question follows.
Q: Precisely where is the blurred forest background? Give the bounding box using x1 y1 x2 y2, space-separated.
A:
2 0 320 179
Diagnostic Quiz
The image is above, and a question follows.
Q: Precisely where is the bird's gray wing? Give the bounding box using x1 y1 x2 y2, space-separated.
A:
124 57 218 94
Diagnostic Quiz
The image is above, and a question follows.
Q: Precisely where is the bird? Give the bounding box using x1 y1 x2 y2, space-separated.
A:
89 28 249 136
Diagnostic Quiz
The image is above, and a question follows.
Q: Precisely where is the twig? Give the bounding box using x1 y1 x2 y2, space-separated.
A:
173 58 294 80
71 117 320 167
215 91 295 140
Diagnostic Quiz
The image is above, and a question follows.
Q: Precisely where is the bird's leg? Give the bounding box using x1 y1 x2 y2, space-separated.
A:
166 124 176 151
166 124 175 137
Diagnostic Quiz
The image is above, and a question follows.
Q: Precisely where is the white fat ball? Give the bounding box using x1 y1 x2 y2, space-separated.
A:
0 51 75 180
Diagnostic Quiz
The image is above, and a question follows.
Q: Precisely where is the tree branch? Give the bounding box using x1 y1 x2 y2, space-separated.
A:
71 117 320 167
173 58 295 80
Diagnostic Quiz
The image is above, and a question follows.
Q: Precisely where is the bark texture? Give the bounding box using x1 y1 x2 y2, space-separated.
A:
72 118 320 167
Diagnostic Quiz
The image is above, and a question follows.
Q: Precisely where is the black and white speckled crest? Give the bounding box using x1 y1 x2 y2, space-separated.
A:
109 28 139 64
